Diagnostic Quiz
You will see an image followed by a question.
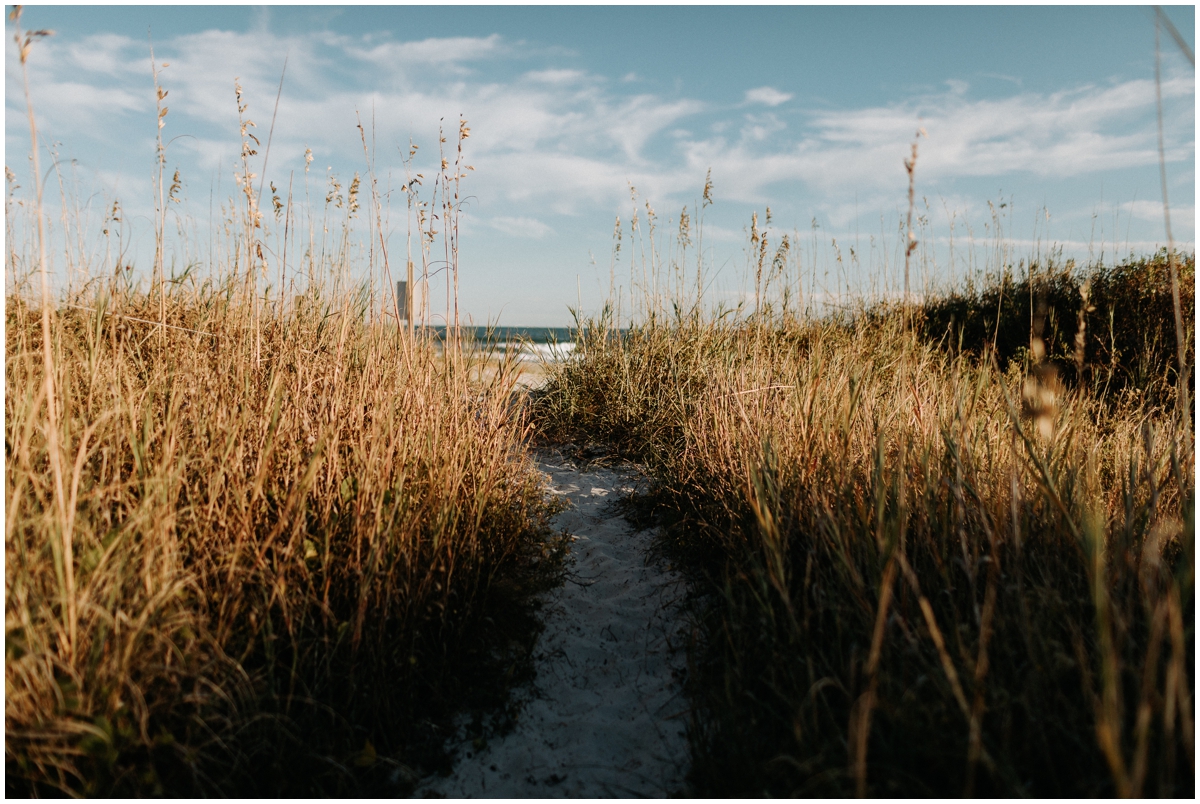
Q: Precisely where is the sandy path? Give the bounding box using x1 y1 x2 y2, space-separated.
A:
416 452 690 797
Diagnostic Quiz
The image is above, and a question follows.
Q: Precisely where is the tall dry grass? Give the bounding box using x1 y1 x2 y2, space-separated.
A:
5 278 559 796
535 230 1194 796
910 252 1195 410
5 16 558 792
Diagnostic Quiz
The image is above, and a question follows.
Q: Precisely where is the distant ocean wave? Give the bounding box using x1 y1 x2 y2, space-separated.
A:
423 326 631 362
426 326 576 343
491 341 577 363
423 326 582 363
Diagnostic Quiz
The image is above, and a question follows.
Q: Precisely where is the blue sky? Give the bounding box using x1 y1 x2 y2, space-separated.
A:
6 4 1195 325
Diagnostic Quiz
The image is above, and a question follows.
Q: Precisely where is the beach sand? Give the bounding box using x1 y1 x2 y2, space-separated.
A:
414 451 691 797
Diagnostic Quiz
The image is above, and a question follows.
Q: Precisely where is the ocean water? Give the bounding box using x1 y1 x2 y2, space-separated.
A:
492 340 577 363
424 326 580 363
427 326 576 343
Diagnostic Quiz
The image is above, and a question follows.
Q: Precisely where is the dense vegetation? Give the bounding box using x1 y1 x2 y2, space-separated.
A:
535 253 1194 796
912 252 1194 407
6 20 560 788
5 283 562 796
6 13 1192 793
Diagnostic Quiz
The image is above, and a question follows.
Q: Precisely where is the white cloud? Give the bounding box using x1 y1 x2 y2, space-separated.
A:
944 78 970 96
1121 198 1194 225
67 33 141 76
487 215 553 239
8 23 1194 272
524 68 587 85
739 112 786 143
744 86 793 107
978 72 1023 89
671 72 1195 205
32 80 146 126
805 75 1195 182
350 34 508 67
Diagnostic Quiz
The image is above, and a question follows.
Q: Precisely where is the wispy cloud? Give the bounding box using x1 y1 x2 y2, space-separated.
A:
744 86 793 107
487 215 554 239
349 33 509 68
676 74 1195 205
7 26 1193 250
523 68 587 85
1121 198 1194 225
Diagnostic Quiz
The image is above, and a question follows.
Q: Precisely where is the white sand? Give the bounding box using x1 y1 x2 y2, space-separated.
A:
415 453 691 798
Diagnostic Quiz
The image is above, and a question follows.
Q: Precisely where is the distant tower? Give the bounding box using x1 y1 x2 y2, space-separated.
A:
397 261 426 334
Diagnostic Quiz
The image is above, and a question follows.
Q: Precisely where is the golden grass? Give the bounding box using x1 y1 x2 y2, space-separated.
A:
6 18 556 788
5 281 559 794
5 12 1193 793
535 252 1194 796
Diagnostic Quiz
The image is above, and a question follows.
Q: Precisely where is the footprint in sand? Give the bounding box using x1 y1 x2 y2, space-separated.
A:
414 452 691 798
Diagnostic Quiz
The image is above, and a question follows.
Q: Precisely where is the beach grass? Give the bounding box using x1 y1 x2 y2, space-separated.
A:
5 20 564 790
534 250 1194 797
5 277 565 796
6 11 1194 795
